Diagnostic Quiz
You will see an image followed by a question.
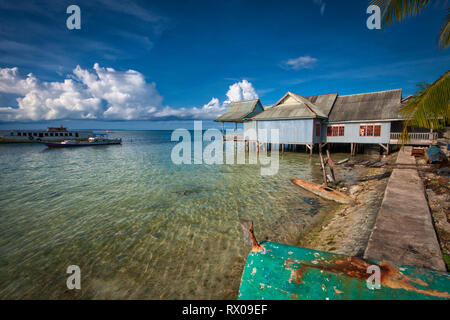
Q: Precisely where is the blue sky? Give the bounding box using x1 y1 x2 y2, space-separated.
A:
0 0 449 129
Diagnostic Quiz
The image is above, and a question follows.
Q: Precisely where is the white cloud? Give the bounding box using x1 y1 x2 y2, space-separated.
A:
224 79 259 104
0 65 258 121
282 56 318 70
313 0 326 16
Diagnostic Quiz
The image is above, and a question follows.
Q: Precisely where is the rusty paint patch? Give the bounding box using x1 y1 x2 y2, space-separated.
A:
284 255 450 299
333 286 344 294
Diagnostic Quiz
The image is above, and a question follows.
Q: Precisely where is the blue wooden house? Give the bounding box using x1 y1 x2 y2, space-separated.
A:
215 88 436 154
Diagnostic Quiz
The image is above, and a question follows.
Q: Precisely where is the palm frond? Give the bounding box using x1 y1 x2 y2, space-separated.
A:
399 71 450 144
438 9 450 49
370 0 431 28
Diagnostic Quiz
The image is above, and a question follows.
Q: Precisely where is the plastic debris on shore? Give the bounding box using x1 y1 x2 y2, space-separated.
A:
426 146 447 164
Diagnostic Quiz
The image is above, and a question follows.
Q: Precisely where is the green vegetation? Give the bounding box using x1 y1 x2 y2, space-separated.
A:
372 1 450 142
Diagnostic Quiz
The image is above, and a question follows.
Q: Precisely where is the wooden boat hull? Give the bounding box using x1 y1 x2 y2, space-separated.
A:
238 241 450 300
290 178 355 204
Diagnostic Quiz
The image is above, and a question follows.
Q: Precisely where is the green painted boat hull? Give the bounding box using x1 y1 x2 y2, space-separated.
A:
238 241 450 300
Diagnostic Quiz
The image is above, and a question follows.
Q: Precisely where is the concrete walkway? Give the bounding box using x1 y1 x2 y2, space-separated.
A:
364 147 446 271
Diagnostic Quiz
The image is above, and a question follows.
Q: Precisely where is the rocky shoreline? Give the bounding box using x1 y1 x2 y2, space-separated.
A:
420 168 450 270
297 153 397 257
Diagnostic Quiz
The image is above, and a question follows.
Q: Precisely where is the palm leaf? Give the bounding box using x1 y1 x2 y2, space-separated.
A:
399 71 450 144
370 0 431 28
438 9 450 48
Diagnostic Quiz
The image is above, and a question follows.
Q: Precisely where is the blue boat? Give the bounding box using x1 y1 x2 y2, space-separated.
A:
238 240 450 300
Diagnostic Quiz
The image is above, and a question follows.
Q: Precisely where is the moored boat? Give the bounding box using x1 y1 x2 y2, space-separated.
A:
0 125 93 143
42 135 121 148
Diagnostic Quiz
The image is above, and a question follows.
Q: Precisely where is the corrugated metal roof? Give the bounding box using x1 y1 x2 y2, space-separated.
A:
305 93 338 117
328 89 403 122
252 92 327 120
214 99 260 122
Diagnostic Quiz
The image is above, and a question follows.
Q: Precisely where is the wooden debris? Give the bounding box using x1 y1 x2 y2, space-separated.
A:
290 179 356 204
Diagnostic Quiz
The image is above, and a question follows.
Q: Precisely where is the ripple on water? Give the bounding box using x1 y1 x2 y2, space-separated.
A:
0 131 353 299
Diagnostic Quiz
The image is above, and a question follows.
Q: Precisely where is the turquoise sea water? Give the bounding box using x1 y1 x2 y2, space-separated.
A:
0 130 357 299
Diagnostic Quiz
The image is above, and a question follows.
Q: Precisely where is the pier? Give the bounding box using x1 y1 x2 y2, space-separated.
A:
364 146 446 271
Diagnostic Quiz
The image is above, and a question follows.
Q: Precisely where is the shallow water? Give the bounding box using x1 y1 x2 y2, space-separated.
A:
0 130 363 299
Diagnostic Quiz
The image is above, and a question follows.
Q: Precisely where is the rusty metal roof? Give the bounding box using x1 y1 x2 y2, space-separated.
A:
251 92 327 120
214 99 262 123
328 89 403 122
305 93 338 117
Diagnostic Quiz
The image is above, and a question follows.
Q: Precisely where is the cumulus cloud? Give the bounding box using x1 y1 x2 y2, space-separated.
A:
0 65 258 121
224 79 258 104
150 80 259 120
281 56 318 70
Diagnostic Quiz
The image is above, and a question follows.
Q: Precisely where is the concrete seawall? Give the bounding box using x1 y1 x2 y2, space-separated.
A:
364 147 446 271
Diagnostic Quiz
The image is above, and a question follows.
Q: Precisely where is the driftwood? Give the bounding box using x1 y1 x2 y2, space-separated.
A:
326 150 336 183
319 151 328 186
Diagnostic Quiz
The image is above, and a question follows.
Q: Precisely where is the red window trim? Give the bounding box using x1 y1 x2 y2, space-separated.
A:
360 124 381 137
359 124 381 137
374 125 381 137
327 125 345 137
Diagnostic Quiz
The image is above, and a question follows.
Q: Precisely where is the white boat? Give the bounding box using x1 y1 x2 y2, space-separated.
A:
0 125 93 143
42 135 122 148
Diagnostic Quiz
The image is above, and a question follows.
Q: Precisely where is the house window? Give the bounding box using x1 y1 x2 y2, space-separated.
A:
75 132 79 137
10 132 14 136
359 126 366 136
360 124 382 137
50 133 54 136
39 133 43 137
315 123 321 136
327 125 345 137
18 132 21 136
33 132 37 136
333 126 338 136
69 133 72 136
374 125 381 136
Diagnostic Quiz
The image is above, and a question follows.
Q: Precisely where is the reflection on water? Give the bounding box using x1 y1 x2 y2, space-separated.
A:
0 130 361 299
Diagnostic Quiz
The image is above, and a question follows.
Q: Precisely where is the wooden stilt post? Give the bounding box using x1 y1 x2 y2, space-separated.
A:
326 149 336 184
319 150 328 186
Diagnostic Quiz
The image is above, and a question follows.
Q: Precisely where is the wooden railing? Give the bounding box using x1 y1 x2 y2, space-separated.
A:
390 132 437 144
223 134 244 141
